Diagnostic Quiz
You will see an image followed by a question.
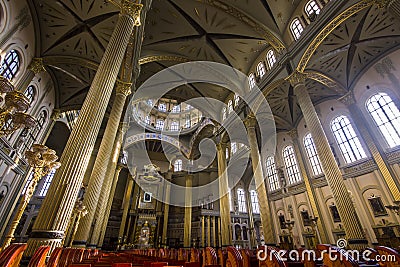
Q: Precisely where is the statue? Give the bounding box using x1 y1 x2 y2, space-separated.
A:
139 221 150 248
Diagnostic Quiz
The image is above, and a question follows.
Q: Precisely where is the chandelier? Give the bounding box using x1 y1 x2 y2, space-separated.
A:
0 76 36 136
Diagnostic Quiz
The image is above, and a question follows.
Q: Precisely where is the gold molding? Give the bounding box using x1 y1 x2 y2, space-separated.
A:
287 129 298 139
115 80 132 96
304 71 347 94
297 0 376 72
138 55 191 65
286 70 307 87
28 58 46 74
337 90 356 106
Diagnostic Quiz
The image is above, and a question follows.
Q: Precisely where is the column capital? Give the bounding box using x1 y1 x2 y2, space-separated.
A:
28 58 46 74
244 113 257 129
115 80 132 97
120 0 143 26
51 109 61 121
287 129 298 140
286 70 307 87
216 142 227 151
119 122 129 133
338 90 356 106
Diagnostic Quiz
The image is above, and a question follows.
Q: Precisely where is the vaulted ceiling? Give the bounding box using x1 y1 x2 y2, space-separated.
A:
27 0 400 131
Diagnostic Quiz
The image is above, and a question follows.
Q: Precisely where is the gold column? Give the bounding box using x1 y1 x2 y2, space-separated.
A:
201 216 205 247
212 217 217 247
67 200 88 247
74 81 132 246
1 145 60 251
161 171 172 246
15 58 46 92
98 165 124 247
183 174 193 247
287 71 366 248
339 91 400 201
207 216 211 247
91 124 127 247
25 1 143 256
118 171 135 245
216 143 232 246
245 116 275 245
288 129 328 244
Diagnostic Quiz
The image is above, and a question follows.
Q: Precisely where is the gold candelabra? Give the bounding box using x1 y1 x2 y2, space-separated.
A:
65 199 88 247
1 144 61 251
0 76 36 136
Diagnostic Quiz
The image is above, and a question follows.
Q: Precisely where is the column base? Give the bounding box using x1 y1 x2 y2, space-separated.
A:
86 244 97 249
347 239 368 250
25 231 64 257
71 240 87 247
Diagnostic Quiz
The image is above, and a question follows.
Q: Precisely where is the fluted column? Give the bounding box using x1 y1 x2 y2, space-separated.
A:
339 91 400 201
212 217 217 246
98 165 123 247
245 116 275 245
287 71 366 248
245 190 257 248
73 80 132 246
91 124 127 247
184 174 193 247
207 216 211 246
201 216 205 248
375 0 400 21
216 143 232 246
118 171 135 245
161 171 172 246
288 129 328 244
15 58 46 92
25 1 142 256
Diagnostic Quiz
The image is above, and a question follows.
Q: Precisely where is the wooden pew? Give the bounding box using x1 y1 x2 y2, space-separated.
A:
28 245 50 267
0 243 27 267
375 246 400 267
226 246 244 267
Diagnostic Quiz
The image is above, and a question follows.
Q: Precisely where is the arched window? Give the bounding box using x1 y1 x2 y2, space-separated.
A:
228 100 233 113
174 159 182 172
234 94 240 107
158 102 166 112
266 50 276 69
304 133 323 175
0 49 20 80
283 146 302 184
39 169 56 197
24 85 35 104
266 156 280 191
248 73 256 89
172 105 181 113
366 93 400 148
144 116 150 124
290 18 304 40
185 104 192 110
331 116 367 163
257 62 266 78
305 0 321 16
170 121 179 131
222 107 227 120
331 115 367 163
250 190 260 214
147 99 153 106
226 148 229 159
229 190 233 211
231 142 237 154
156 119 164 130
185 116 191 128
237 188 247 213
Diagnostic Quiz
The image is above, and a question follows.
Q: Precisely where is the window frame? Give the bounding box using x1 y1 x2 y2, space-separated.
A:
303 133 323 176
237 188 247 213
283 146 302 184
0 49 21 80
266 156 280 191
290 18 304 41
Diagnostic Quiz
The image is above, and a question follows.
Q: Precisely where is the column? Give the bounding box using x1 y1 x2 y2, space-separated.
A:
339 91 400 201
212 217 217 246
161 171 172 246
15 58 46 92
118 171 135 245
287 71 366 248
245 116 275 245
73 80 132 246
216 143 232 246
25 1 143 256
375 0 400 21
91 124 127 247
288 129 329 244
207 216 211 247
201 216 205 247
98 165 123 247
245 190 257 248
183 174 193 247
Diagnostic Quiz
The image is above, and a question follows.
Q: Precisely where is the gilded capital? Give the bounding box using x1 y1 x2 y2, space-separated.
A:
286 70 307 87
115 80 132 97
287 129 298 140
119 122 129 133
338 90 356 106
121 0 143 26
216 142 227 151
51 109 61 121
28 58 46 74
244 113 257 129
